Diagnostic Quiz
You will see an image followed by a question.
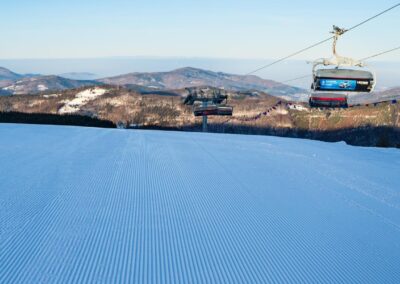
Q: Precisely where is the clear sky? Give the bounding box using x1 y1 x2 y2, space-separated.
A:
1 0 399 61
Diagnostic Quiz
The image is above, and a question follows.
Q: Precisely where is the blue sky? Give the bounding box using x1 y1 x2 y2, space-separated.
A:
1 0 399 60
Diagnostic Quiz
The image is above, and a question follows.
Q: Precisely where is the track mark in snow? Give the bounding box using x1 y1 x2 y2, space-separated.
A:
0 126 399 283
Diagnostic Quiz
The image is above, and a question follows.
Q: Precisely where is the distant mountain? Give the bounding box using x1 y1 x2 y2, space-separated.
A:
0 67 43 92
375 87 400 99
0 67 23 92
2 76 102 95
0 67 40 80
0 67 22 81
99 67 305 97
59 72 99 80
1 66 307 97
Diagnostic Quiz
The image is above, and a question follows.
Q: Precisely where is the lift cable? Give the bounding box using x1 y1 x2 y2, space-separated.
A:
282 74 311 84
245 37 334 76
345 3 400 33
246 3 400 76
359 45 400 61
281 45 400 84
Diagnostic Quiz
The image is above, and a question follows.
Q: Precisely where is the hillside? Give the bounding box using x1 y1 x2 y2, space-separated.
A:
99 67 304 97
0 124 399 282
1 85 399 147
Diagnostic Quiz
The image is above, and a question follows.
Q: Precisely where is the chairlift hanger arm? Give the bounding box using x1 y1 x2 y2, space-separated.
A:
311 26 365 75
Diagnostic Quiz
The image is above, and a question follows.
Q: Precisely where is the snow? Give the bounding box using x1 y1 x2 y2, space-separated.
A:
37 84 48 91
43 93 61 98
0 124 400 283
274 107 289 115
288 103 308 111
3 85 16 91
58 87 107 114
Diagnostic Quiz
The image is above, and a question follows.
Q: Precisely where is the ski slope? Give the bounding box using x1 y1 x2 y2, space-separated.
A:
0 124 400 283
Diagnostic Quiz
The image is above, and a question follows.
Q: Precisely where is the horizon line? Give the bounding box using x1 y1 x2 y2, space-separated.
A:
1 56 399 63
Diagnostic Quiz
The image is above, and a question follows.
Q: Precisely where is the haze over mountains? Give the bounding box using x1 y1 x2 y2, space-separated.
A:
59 72 99 81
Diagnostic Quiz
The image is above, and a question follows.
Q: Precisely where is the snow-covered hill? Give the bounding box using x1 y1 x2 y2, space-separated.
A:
0 124 399 283
58 87 108 114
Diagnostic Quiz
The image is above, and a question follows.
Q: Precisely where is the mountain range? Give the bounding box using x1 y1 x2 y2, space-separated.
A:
0 66 399 104
0 66 304 97
99 67 303 96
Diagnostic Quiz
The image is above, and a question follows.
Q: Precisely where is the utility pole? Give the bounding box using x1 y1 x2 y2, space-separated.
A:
202 101 208 132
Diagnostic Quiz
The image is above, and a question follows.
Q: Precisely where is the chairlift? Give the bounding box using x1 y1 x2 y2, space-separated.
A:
193 105 233 116
216 105 234 116
309 26 376 108
309 92 348 108
185 87 233 117
194 105 218 116
313 69 375 92
183 87 228 105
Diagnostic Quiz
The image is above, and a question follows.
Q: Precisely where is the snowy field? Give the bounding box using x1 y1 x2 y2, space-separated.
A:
0 124 400 283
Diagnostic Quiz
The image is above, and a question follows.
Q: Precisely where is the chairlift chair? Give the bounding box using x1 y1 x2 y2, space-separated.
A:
193 104 233 116
309 26 376 108
194 105 218 116
309 92 348 108
186 87 233 117
313 69 375 92
216 105 233 116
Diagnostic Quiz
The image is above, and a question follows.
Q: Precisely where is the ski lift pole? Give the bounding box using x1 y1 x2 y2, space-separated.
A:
202 101 208 132
331 25 347 58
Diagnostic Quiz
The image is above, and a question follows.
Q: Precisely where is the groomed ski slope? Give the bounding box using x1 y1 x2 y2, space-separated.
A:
0 124 400 283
